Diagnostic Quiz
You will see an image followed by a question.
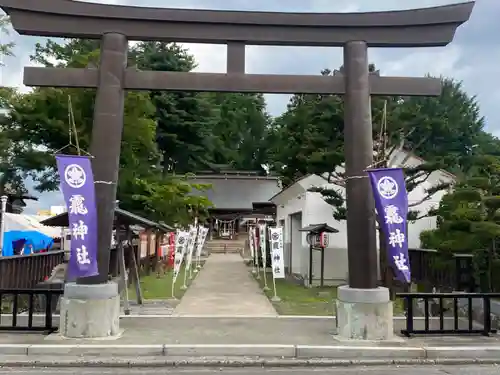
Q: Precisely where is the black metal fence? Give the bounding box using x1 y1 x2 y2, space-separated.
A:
407 248 476 292
397 292 500 337
0 288 63 333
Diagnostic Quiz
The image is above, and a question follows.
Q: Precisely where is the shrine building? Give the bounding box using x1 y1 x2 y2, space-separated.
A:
190 167 280 240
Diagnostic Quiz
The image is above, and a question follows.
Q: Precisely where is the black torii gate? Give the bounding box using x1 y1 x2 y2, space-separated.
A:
1 0 474 289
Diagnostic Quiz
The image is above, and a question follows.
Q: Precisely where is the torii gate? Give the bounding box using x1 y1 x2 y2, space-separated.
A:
1 0 473 339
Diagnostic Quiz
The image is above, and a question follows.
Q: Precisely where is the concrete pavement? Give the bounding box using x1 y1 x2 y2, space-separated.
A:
173 254 277 316
0 316 494 346
0 316 499 365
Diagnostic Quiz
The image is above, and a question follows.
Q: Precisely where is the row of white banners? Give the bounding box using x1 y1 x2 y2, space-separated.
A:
173 224 209 283
249 225 285 279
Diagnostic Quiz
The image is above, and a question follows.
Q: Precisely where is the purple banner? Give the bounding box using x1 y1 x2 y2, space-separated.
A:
56 155 99 280
367 168 410 283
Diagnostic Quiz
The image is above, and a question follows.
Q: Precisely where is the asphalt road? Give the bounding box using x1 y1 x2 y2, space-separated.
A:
0 365 498 374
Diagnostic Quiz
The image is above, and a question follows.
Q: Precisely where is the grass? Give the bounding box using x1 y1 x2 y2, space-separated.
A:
254 271 406 316
256 272 338 315
128 264 200 300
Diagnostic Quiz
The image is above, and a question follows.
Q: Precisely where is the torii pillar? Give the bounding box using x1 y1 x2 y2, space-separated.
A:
1 0 474 340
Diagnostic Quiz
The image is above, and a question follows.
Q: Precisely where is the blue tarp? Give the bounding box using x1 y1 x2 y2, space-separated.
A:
2 230 54 256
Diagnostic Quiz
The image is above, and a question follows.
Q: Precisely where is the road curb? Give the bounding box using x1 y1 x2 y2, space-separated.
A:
424 345 500 360
0 356 499 368
163 344 295 357
27 344 164 356
295 345 425 359
0 343 499 362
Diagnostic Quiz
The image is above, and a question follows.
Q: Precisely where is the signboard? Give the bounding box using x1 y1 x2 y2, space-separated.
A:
173 230 189 282
56 154 98 280
269 227 285 279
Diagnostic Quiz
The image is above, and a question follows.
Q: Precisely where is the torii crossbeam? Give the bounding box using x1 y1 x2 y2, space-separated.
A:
1 0 474 296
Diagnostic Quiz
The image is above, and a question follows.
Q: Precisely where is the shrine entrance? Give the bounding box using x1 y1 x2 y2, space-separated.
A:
216 219 235 240
1 0 473 291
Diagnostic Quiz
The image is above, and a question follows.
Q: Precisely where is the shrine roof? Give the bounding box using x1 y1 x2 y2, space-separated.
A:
299 223 339 234
40 207 173 232
190 174 280 210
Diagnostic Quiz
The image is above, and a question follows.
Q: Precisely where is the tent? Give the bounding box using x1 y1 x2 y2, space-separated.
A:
1 213 61 256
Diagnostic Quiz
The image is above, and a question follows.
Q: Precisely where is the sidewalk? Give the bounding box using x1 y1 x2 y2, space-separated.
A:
0 317 499 360
0 316 499 368
173 253 277 316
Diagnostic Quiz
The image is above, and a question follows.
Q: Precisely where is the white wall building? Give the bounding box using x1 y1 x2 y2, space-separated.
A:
270 148 455 287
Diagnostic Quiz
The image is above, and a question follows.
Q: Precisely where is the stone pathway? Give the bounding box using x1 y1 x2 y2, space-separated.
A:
173 253 277 316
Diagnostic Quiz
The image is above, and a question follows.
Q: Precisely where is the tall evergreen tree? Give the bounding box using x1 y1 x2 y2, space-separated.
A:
209 92 271 173
420 154 500 290
131 42 217 173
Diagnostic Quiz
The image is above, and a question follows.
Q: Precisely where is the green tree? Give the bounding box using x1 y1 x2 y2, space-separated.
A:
420 154 500 290
0 16 14 58
1 38 211 223
209 92 271 172
0 87 28 197
131 174 213 227
131 42 217 173
272 69 484 222
0 16 21 198
269 69 345 187
4 39 159 193
384 78 486 174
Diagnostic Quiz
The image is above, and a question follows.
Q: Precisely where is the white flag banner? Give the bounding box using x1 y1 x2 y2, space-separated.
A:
185 225 198 271
248 228 255 259
195 227 208 258
269 227 285 279
258 224 266 265
173 230 189 283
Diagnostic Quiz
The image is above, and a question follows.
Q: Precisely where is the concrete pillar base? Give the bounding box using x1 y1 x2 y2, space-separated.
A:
335 285 393 340
59 282 121 339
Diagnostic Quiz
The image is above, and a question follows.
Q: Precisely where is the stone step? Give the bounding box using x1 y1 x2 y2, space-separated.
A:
206 248 244 252
205 244 244 249
206 241 246 246
205 243 245 248
209 249 242 254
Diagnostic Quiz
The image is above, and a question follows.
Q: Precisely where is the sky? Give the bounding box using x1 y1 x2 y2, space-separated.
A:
0 0 495 214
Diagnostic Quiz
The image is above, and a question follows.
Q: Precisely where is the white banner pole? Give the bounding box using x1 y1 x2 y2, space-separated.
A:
172 230 188 298
249 228 257 275
269 226 285 302
189 218 199 279
196 227 208 271
259 224 270 291
182 225 196 289
254 226 261 280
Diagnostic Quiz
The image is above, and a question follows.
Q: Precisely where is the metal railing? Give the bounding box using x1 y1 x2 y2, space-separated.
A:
0 250 65 289
408 248 476 292
397 292 500 337
0 288 63 333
